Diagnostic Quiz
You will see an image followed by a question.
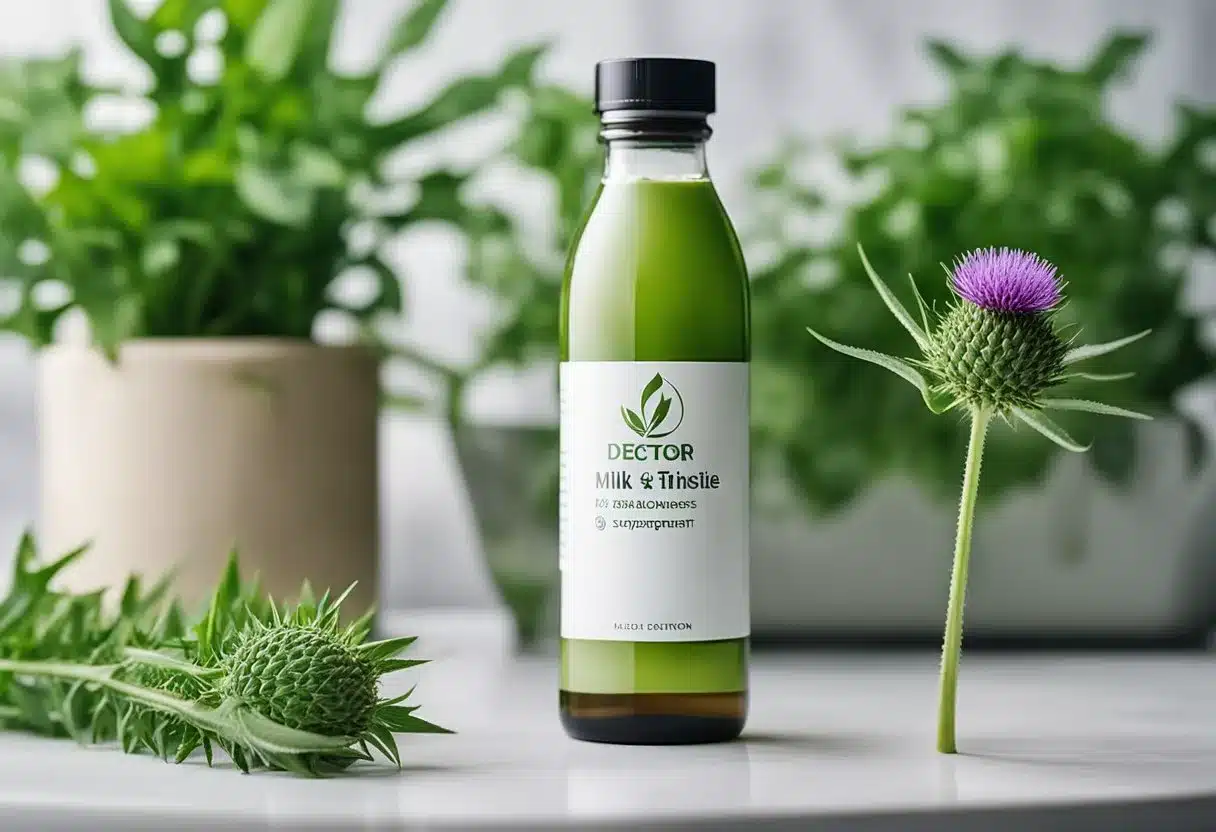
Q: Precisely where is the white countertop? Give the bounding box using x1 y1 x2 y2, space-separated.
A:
2 649 1215 831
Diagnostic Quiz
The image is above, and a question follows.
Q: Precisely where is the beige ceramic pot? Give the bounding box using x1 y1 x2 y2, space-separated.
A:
37 340 379 615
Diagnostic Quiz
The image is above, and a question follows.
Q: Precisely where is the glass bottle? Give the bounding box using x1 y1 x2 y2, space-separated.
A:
558 57 750 745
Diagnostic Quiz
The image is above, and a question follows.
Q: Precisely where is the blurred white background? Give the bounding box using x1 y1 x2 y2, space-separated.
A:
0 0 1211 613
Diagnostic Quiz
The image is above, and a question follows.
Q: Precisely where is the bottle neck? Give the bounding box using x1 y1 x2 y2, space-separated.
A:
602 140 709 183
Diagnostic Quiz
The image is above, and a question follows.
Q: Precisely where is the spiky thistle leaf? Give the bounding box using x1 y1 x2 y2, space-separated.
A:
806 326 954 413
1063 330 1151 365
1012 407 1090 452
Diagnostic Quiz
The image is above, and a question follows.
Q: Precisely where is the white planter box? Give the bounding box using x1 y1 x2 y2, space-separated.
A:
453 419 1216 644
751 419 1216 641
37 340 380 613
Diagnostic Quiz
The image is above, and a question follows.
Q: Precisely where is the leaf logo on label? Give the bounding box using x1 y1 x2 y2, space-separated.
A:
622 373 684 438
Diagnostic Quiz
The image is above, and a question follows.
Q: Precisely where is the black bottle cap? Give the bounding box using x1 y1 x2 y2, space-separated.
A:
595 58 715 114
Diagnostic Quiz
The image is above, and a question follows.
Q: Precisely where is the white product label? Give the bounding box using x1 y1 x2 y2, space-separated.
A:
559 361 749 642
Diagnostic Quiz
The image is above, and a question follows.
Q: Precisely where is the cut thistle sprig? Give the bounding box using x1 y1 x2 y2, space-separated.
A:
0 535 450 777
807 244 1152 755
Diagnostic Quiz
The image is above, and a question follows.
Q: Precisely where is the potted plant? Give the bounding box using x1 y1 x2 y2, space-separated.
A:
741 31 1216 640
415 31 1216 648
0 0 544 613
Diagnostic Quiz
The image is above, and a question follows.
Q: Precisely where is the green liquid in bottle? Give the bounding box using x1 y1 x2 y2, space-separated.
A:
558 58 749 745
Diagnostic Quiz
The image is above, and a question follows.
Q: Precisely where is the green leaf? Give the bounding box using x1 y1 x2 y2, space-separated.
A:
229 743 250 773
1063 330 1151 365
379 658 429 673
228 703 356 755
108 0 161 68
621 407 646 436
90 294 143 362
119 575 141 616
1061 371 1135 383
290 142 346 188
297 579 316 608
149 0 209 31
806 327 951 414
296 0 340 73
908 273 931 332
376 705 452 734
648 395 672 433
1085 31 1150 84
141 238 180 277
122 648 223 678
322 583 356 621
925 40 969 73
1012 407 1090 452
365 722 402 767
197 549 242 662
856 244 929 350
235 163 314 226
1040 398 1152 421
223 0 267 31
640 372 663 410
356 635 417 664
499 42 548 82
182 149 231 183
60 680 91 743
11 530 38 581
174 728 201 764
380 685 416 708
371 44 545 149
246 0 316 82
369 256 403 316
386 0 448 57
341 257 403 318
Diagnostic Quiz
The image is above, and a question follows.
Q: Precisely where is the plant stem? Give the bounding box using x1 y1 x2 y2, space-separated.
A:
0 659 113 685
0 658 356 754
0 658 228 734
937 406 991 754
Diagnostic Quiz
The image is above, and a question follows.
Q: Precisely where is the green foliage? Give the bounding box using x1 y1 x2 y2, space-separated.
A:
466 84 602 372
0 533 446 777
0 0 542 356
431 31 1213 518
378 81 601 419
746 31 1214 510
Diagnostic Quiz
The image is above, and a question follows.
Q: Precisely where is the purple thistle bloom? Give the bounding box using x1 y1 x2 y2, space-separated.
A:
950 248 1062 313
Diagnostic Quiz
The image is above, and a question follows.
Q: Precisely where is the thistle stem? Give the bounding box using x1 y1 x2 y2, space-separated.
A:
0 658 227 733
0 659 114 685
937 406 991 754
0 658 356 755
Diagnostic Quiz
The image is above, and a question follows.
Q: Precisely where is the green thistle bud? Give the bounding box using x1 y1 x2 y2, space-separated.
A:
222 625 378 737
928 303 1067 410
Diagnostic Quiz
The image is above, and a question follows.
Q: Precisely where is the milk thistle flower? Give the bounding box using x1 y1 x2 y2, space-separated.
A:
808 245 1151 754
